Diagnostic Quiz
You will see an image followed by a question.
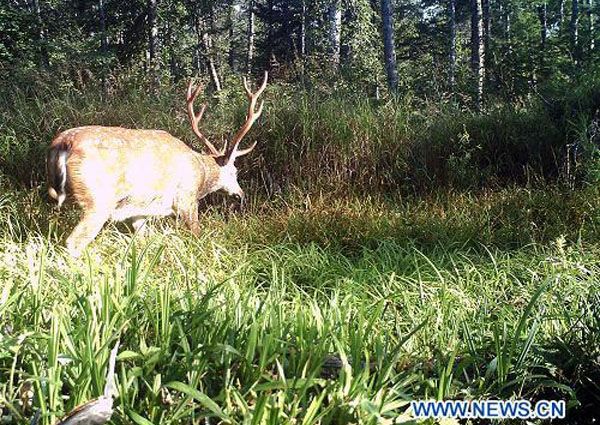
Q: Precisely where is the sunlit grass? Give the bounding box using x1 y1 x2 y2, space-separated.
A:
0 186 599 424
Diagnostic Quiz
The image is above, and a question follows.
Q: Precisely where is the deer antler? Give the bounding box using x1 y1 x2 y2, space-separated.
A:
186 80 223 156
225 71 268 162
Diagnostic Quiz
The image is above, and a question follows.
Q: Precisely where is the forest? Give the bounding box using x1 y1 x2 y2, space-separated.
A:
0 0 600 424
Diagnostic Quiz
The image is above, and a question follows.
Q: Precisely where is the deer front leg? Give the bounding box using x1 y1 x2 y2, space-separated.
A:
66 209 111 257
176 203 200 236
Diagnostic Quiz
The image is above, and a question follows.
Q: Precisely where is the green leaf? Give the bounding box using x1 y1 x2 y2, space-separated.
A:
165 381 228 420
128 410 155 425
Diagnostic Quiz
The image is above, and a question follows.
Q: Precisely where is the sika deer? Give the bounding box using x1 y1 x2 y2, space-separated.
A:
46 72 268 257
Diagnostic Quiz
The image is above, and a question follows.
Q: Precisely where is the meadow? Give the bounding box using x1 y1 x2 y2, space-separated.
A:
0 77 599 424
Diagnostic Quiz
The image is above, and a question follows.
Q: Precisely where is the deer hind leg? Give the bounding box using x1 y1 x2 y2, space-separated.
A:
66 209 111 257
131 217 148 236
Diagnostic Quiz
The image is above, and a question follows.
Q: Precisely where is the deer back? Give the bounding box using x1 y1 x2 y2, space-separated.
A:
48 126 220 212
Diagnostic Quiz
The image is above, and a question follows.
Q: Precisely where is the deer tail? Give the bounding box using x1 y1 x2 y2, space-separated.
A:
47 145 70 208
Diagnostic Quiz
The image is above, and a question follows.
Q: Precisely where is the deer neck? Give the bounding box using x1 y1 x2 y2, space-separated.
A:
195 153 222 198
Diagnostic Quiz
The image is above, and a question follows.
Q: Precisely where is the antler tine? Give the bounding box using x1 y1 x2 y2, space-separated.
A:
225 71 269 162
242 77 252 97
255 71 268 97
186 79 223 156
234 140 258 157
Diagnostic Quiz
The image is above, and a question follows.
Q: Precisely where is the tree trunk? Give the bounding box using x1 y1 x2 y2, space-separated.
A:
228 4 235 72
381 0 398 92
300 0 307 57
197 15 221 92
328 0 342 69
558 0 565 30
147 0 159 86
503 4 512 55
266 0 275 64
471 0 485 110
470 0 477 72
482 0 490 71
449 0 457 89
571 0 580 63
538 2 547 70
589 0 595 51
166 13 177 78
193 17 203 74
32 0 49 68
99 0 108 54
99 0 108 92
204 33 222 92
246 0 255 75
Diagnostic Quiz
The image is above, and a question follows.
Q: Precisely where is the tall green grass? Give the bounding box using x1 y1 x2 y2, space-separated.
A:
2 75 597 193
0 186 599 423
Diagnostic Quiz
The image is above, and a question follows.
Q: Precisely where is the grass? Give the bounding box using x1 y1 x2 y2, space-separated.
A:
2 73 598 194
0 185 599 424
1 77 599 423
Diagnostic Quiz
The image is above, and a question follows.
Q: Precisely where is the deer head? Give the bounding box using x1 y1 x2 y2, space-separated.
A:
186 71 268 202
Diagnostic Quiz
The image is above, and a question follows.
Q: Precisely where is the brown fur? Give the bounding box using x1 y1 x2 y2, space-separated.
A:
47 126 222 256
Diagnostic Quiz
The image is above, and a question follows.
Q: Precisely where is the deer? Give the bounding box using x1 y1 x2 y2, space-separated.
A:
46 72 268 257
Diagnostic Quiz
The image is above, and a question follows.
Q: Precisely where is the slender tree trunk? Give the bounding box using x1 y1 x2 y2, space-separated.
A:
482 0 490 69
328 0 342 69
471 0 485 110
147 0 159 87
99 0 108 92
31 0 49 68
166 15 177 78
559 0 565 26
193 17 203 74
539 2 547 71
246 0 255 75
266 0 275 63
300 0 307 57
381 0 398 92
589 0 595 51
197 14 221 92
228 4 235 72
449 0 457 89
99 0 108 54
504 5 512 55
471 0 478 71
571 0 580 63
204 33 221 91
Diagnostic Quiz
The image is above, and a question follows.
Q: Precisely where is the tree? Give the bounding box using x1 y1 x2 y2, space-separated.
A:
328 0 342 69
381 0 398 92
300 0 307 57
572 0 580 63
471 0 484 110
32 0 49 68
148 0 159 86
538 2 547 72
246 0 255 74
589 0 595 51
449 0 457 90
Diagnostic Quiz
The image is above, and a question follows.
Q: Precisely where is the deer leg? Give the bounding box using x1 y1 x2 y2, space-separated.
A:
65 209 111 257
131 217 148 236
177 205 200 236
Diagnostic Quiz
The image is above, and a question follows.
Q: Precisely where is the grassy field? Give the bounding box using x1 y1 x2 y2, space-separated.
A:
0 184 599 424
1 79 600 424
